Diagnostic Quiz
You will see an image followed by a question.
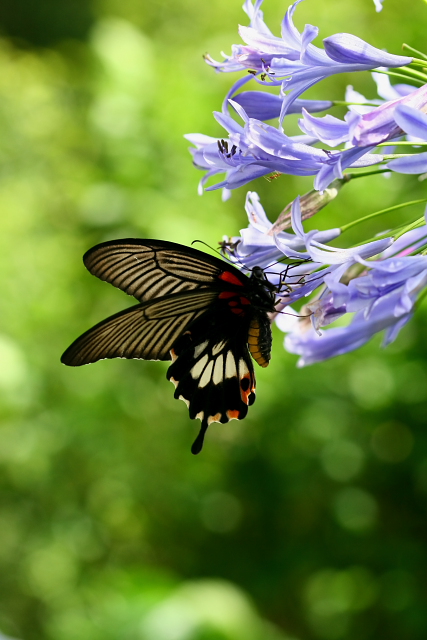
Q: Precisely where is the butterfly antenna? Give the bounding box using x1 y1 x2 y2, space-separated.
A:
275 309 313 318
191 419 209 455
192 240 219 254
192 239 240 265
192 239 252 272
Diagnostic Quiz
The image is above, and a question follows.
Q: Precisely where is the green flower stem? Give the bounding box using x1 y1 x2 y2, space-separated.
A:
408 242 427 256
340 199 427 233
344 168 391 179
381 153 414 160
391 65 427 82
408 60 427 69
393 216 426 240
355 225 406 247
332 100 380 108
374 69 425 86
376 141 427 148
402 44 427 62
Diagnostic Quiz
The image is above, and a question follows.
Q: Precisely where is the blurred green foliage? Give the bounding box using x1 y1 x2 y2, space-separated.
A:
0 1 427 639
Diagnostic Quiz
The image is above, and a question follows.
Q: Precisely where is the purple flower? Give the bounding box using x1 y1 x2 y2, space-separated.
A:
298 82 427 148
298 110 353 147
225 194 392 306
282 291 414 366
279 214 427 365
186 102 385 195
226 191 340 275
350 84 427 147
231 91 332 121
205 0 411 120
387 104 427 174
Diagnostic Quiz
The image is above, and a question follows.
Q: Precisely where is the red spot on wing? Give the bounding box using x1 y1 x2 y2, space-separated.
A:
239 296 250 305
219 291 235 299
219 270 245 286
231 308 244 315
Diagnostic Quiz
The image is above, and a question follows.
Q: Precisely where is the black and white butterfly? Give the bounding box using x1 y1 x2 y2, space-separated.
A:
61 239 278 454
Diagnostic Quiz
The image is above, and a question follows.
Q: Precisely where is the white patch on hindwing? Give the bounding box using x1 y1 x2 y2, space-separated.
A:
239 358 249 376
194 340 209 358
199 360 214 387
190 354 209 379
212 340 226 356
225 351 237 378
189 340 234 391
212 354 224 385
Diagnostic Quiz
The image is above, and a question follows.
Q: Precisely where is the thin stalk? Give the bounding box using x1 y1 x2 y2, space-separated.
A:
354 219 418 246
376 141 427 148
408 60 427 68
344 168 391 179
332 100 380 108
403 44 427 62
381 153 415 160
341 199 427 233
406 242 427 256
374 69 425 86
390 65 427 82
394 216 426 240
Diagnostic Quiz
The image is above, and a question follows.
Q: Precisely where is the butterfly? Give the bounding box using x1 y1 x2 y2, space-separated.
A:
61 239 278 454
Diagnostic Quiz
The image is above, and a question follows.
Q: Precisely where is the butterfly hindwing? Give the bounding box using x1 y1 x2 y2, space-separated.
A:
167 328 256 454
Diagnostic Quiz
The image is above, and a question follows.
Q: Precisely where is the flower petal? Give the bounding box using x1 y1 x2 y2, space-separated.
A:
323 33 411 67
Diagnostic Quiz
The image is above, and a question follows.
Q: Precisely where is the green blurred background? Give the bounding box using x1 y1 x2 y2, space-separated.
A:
1 0 427 639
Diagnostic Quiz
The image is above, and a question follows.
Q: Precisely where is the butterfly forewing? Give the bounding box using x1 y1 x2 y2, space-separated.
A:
83 239 238 302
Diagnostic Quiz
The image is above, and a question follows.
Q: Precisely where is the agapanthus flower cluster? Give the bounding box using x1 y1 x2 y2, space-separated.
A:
186 0 427 365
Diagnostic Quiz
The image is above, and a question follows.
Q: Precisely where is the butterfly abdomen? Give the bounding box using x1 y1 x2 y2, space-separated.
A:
247 313 272 368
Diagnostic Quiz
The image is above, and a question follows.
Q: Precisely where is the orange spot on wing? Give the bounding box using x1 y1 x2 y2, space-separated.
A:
240 374 254 404
219 271 245 286
227 410 240 420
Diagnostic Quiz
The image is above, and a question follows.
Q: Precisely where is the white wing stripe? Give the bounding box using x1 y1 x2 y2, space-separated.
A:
191 354 209 379
199 360 214 388
213 355 224 385
225 351 237 378
194 340 209 358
